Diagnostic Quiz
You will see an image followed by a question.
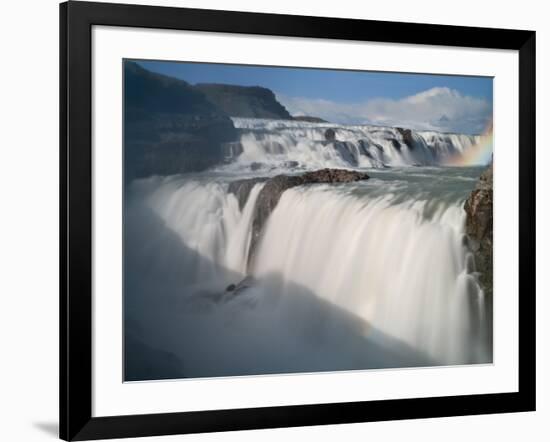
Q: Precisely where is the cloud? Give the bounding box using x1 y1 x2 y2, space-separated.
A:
276 87 491 135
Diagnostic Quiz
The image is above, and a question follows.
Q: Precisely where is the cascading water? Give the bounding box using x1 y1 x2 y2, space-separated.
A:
140 178 263 279
125 140 492 379
252 184 488 365
225 118 480 171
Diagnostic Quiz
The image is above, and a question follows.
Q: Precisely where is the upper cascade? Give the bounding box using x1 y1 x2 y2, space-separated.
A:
222 117 482 171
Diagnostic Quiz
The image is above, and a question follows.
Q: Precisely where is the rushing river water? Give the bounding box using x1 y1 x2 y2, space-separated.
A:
124 120 492 381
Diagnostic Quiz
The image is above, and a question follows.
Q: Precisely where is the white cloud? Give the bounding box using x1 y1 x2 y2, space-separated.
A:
276 87 491 135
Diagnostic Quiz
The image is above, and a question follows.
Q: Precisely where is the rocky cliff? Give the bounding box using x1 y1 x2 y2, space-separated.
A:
124 62 237 180
464 164 493 296
195 83 293 120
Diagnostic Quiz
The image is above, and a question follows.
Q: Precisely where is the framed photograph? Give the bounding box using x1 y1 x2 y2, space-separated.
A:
60 1 536 440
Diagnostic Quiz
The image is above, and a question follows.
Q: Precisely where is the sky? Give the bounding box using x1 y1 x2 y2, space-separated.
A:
137 60 493 135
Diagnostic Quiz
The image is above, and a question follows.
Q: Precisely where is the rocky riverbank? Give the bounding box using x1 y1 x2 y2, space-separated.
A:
464 164 493 297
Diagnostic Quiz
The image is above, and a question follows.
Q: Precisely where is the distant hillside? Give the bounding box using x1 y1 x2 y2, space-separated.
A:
293 115 328 123
124 62 237 180
196 83 292 120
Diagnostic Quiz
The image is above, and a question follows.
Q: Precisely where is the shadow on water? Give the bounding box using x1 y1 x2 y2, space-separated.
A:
124 198 437 381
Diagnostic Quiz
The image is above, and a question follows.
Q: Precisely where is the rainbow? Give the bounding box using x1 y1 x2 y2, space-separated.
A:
446 121 493 166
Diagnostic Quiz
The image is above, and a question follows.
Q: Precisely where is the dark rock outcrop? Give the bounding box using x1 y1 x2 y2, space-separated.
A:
124 62 237 180
464 164 493 296
228 177 268 210
225 276 256 297
237 169 370 264
195 83 292 120
396 127 415 150
390 138 401 150
293 115 329 123
324 128 336 142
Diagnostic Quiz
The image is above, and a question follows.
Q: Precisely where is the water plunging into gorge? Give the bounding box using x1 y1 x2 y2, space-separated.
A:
124 119 492 380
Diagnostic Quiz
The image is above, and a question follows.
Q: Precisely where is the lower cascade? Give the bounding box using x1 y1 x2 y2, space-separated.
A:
125 164 492 379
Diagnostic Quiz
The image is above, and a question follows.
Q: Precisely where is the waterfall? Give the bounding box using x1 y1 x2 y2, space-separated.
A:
125 169 491 378
134 177 264 282
252 185 488 365
227 118 480 171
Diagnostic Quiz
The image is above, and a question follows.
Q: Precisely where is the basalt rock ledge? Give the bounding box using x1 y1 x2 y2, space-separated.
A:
230 168 370 267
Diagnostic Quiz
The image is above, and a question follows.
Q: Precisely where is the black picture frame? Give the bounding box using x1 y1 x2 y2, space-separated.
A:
60 1 536 440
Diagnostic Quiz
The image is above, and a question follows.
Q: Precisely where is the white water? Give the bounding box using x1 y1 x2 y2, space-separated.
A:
125 165 491 379
227 118 480 170
141 178 263 279
253 185 486 364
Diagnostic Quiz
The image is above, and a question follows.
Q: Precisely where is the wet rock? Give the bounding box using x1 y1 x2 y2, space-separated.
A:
396 127 415 150
222 276 257 302
248 168 370 264
390 139 401 150
283 160 300 169
232 276 255 294
324 128 336 141
464 164 493 296
250 162 264 171
229 169 369 269
228 177 268 210
357 140 372 158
